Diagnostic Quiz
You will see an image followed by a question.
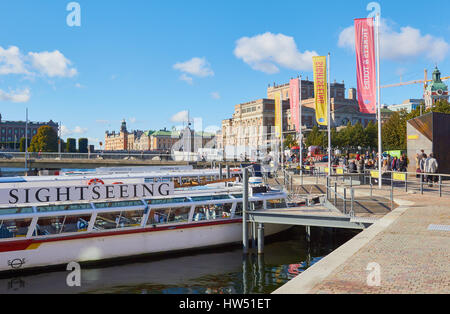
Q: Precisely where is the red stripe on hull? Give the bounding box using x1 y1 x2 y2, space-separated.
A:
0 218 243 253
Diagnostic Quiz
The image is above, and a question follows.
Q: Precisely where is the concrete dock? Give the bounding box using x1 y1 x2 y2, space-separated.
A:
273 189 450 294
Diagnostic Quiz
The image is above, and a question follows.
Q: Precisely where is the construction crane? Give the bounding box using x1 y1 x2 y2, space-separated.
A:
381 69 449 91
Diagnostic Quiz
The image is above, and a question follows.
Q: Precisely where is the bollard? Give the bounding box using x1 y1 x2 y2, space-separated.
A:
405 173 408 193
370 177 373 198
257 223 264 255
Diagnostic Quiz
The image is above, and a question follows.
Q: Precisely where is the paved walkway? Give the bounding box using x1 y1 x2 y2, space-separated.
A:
273 192 450 294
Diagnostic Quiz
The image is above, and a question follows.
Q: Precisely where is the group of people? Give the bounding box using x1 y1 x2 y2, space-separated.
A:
415 150 439 186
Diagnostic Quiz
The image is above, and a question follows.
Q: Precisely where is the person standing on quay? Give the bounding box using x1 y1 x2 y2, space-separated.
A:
425 153 438 187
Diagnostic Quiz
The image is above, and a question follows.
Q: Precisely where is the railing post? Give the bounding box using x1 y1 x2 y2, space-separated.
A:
405 172 408 193
420 173 424 195
326 176 329 200
439 175 442 198
390 176 394 211
242 168 249 255
350 188 354 216
334 181 337 206
343 188 347 214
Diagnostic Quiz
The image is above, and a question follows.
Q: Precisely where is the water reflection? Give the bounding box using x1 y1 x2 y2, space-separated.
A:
0 226 358 294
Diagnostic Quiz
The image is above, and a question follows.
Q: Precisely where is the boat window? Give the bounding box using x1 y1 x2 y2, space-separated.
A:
235 201 264 216
181 176 200 184
116 210 145 228
35 214 92 236
266 199 287 209
190 195 231 202
36 203 91 213
93 200 143 209
147 197 189 205
61 215 92 233
0 207 34 216
231 194 243 199
94 212 119 230
147 206 191 226
36 216 65 235
0 218 32 238
193 203 232 221
94 210 145 230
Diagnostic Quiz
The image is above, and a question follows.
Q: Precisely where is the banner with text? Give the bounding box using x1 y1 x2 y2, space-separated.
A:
0 182 174 206
274 91 282 138
355 17 377 114
312 56 328 126
289 78 300 132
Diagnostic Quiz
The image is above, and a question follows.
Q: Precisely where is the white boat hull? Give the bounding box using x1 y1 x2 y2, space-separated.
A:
0 221 291 272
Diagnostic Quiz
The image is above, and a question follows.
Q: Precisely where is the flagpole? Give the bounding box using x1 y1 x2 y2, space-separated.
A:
280 92 284 167
298 76 302 171
327 53 331 175
25 108 28 175
376 13 382 188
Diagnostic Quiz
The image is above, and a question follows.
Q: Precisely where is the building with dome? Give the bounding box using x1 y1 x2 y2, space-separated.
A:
424 66 449 109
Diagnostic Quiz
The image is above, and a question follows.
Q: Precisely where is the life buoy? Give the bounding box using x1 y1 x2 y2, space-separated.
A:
87 178 104 185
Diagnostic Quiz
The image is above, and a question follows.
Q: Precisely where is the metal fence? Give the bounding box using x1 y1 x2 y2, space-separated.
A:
285 165 450 199
0 151 174 161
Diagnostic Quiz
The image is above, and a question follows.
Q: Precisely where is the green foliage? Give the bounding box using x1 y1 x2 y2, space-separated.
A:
29 126 58 152
305 125 324 147
19 137 28 152
382 111 407 150
78 138 89 153
66 138 76 153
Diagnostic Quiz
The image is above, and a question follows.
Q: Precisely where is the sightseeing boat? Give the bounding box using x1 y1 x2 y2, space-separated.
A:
0 169 290 272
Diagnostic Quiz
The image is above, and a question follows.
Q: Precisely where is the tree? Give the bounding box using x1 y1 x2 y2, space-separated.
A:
364 121 378 149
305 125 324 147
19 137 28 152
283 134 298 149
382 111 407 150
78 138 88 153
29 126 58 152
66 138 76 153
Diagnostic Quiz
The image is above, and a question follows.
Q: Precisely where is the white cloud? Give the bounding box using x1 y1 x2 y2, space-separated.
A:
338 19 450 62
129 117 137 123
234 32 318 74
170 110 189 123
173 57 214 83
29 50 77 77
179 73 193 85
0 46 29 75
211 92 220 99
0 88 30 103
75 83 85 88
61 125 88 137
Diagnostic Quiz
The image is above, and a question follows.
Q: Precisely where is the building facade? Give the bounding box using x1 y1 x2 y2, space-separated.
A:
220 79 377 156
389 99 424 113
0 114 59 150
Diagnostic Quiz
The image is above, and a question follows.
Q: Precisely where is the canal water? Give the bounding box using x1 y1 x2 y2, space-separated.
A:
0 167 359 294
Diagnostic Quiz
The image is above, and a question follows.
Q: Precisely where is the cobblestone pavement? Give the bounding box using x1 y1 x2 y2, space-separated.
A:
309 194 450 294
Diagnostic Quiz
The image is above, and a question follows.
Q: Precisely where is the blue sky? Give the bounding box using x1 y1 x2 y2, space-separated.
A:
0 0 449 147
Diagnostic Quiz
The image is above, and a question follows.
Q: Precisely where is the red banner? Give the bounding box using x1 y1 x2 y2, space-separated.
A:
289 78 300 132
355 18 376 114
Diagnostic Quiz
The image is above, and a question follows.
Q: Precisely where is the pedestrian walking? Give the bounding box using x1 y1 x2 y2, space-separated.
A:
425 153 438 187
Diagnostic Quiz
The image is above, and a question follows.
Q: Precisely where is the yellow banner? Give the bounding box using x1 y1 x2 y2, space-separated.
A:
274 91 281 138
370 171 379 178
337 168 344 175
393 172 406 181
313 56 328 126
